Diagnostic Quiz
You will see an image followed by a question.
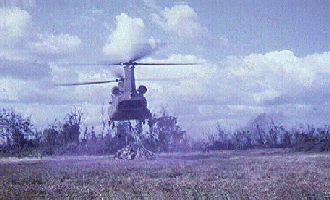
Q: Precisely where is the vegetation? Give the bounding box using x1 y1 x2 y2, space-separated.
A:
205 118 330 153
0 107 193 157
0 109 38 157
0 108 329 158
144 110 188 153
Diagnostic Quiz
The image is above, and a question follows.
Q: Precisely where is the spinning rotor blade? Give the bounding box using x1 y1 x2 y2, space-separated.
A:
134 62 201 66
55 79 119 86
58 62 202 67
129 42 167 62
114 62 202 66
58 62 119 66
136 77 193 82
130 48 156 63
60 43 166 66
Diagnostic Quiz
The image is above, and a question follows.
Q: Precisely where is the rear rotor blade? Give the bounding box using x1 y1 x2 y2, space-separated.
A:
136 77 193 82
55 79 119 86
58 61 203 66
119 62 202 66
129 42 167 62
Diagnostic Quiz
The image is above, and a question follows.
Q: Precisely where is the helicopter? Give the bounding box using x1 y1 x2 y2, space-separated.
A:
56 59 198 125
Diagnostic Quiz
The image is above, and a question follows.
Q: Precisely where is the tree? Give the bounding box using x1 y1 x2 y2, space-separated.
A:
147 110 185 152
208 124 231 150
61 108 83 144
41 119 61 152
0 108 34 149
282 131 292 148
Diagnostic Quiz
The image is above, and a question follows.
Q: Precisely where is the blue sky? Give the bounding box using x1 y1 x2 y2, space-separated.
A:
0 0 329 137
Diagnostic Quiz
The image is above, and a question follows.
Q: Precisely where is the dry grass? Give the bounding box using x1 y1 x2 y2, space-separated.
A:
0 149 329 199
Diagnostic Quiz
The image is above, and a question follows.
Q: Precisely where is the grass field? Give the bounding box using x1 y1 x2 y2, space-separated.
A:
0 149 329 199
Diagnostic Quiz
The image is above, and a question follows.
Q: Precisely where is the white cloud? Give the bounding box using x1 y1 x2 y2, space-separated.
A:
91 8 103 15
133 54 214 118
2 48 328 135
0 7 32 45
32 34 82 56
0 49 32 61
103 13 157 62
152 5 204 38
0 77 48 103
0 8 82 60
0 78 22 101
222 50 316 103
0 0 36 8
133 50 330 132
301 52 330 73
253 90 281 103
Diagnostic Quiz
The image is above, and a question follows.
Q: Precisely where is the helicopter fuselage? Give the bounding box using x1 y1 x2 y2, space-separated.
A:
108 65 151 122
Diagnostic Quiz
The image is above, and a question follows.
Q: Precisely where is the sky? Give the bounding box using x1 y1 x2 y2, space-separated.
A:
0 0 329 137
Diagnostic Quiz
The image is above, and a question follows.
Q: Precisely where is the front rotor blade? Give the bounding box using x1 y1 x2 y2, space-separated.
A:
58 62 204 66
58 62 120 66
55 79 119 86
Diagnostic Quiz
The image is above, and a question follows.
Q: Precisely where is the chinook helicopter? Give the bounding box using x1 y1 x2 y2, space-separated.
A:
57 58 198 125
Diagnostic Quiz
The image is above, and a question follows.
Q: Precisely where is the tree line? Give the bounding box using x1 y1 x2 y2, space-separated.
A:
0 109 329 158
0 108 191 157
203 116 330 152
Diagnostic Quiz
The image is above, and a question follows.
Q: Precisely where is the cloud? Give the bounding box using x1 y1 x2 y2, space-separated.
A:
144 0 158 10
0 0 36 8
91 8 103 15
32 33 82 56
135 54 212 112
0 7 85 105
152 5 204 38
0 7 82 61
212 50 330 127
253 51 330 105
0 7 32 45
0 7 82 63
267 72 330 106
221 50 316 103
0 58 55 104
0 49 33 61
0 62 97 105
0 76 54 103
133 50 330 131
48 63 121 106
103 13 157 62
0 59 51 80
70 15 97 27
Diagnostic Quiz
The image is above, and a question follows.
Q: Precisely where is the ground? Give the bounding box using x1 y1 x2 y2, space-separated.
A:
0 149 329 199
